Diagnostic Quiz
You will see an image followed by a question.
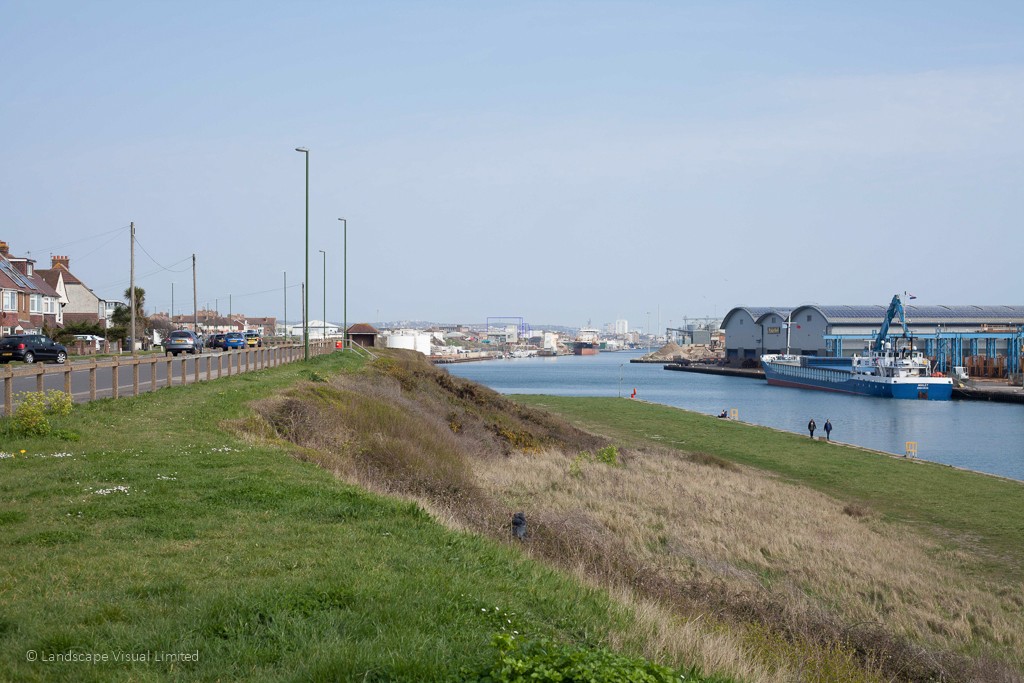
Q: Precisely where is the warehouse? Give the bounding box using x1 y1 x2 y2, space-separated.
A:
721 303 1024 376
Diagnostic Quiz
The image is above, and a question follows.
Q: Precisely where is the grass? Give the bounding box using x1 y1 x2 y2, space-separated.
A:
0 354 692 682
514 396 1024 582
241 352 1024 682
6 349 1022 681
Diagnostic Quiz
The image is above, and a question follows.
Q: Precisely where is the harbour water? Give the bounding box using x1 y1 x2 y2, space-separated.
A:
446 350 1024 482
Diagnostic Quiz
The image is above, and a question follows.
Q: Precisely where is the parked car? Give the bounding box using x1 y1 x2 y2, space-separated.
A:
211 332 245 351
223 332 247 350
245 330 262 348
0 334 68 364
164 330 203 356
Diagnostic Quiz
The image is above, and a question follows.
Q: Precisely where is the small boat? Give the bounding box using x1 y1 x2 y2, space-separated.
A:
760 294 953 400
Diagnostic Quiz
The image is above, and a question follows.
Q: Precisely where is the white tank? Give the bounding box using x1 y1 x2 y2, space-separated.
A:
385 332 431 355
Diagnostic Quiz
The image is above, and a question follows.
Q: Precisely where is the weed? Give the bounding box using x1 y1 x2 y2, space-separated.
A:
464 632 689 683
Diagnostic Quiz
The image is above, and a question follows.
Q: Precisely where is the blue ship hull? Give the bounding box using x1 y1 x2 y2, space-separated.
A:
762 362 953 400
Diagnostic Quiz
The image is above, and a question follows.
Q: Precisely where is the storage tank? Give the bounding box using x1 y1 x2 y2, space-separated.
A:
385 332 431 355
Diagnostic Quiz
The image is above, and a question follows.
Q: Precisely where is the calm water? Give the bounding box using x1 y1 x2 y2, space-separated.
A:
446 350 1024 481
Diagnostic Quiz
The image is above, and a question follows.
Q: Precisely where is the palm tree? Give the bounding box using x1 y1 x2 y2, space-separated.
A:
110 286 149 347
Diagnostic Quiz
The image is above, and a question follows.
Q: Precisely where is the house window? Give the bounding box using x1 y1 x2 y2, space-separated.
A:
806 315 812 322
44 297 55 314
26 263 33 277
30 294 42 313
1 291 14 311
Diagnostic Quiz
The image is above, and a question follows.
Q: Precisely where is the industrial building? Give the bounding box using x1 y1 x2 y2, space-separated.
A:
722 304 1024 376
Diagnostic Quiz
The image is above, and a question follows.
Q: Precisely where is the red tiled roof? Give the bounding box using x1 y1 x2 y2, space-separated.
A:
347 323 379 334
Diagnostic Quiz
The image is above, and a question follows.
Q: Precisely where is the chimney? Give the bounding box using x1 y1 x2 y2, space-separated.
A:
0 241 8 257
52 255 70 269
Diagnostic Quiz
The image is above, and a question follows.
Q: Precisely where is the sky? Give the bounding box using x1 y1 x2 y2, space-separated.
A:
2 1 1023 332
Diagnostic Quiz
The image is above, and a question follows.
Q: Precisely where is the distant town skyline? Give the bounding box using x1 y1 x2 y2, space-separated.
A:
3 2 1022 330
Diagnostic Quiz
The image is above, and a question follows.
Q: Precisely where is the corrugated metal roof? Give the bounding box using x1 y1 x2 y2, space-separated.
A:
807 304 1024 323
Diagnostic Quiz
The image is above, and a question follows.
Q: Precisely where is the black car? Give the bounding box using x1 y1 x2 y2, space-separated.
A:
0 334 68 364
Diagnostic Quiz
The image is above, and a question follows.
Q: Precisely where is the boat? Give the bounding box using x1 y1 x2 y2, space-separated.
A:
573 341 599 356
569 327 598 358
760 295 953 400
573 328 600 356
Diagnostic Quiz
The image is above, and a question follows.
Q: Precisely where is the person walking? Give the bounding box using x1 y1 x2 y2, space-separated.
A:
824 419 833 441
808 418 816 438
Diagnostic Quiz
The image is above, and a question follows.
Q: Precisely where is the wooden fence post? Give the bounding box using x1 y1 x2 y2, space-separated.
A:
3 369 12 416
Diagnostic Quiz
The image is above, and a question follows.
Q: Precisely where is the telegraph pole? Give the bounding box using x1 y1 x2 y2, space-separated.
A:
283 271 287 341
192 254 198 334
129 222 136 354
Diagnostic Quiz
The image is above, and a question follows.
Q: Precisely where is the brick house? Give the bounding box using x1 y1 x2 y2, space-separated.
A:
0 241 64 336
35 254 112 330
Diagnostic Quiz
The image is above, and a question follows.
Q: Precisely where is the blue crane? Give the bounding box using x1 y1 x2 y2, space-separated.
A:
873 294 910 352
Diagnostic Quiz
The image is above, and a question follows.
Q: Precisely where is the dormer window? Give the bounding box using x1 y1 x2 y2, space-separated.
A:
26 263 32 276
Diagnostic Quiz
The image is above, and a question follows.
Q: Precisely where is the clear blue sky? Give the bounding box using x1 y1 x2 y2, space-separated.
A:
3 1 1022 331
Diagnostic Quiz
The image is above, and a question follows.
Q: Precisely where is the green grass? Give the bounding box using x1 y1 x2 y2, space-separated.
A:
514 396 1024 582
0 356 681 682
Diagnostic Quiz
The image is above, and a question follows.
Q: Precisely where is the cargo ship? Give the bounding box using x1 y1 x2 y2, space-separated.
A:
573 328 600 356
760 294 953 400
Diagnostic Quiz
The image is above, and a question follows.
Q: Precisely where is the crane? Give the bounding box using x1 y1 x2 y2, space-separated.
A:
873 294 911 352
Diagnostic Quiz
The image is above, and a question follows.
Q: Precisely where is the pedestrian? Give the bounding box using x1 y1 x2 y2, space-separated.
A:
824 419 832 441
808 418 816 438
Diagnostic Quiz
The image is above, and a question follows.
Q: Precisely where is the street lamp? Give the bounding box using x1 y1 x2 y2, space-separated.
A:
295 146 309 360
318 249 326 342
339 217 347 350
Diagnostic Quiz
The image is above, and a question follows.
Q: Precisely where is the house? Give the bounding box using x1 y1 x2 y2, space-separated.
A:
0 241 64 336
35 254 111 330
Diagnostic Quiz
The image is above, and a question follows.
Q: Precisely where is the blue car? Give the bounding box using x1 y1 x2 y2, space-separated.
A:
216 332 246 351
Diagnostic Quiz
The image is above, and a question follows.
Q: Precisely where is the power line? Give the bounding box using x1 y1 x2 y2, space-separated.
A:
25 224 131 259
134 238 192 273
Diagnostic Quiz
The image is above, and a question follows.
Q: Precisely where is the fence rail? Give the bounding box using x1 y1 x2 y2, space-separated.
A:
1 341 337 416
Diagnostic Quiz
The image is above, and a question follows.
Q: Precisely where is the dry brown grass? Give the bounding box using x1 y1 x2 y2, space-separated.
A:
240 350 1024 683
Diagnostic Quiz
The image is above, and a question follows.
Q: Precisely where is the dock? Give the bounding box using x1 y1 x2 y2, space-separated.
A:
663 363 1024 403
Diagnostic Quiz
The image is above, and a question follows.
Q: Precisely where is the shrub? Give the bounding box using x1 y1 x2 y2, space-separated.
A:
10 390 73 436
570 445 621 476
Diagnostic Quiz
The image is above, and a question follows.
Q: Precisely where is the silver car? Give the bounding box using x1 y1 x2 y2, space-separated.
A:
164 330 203 356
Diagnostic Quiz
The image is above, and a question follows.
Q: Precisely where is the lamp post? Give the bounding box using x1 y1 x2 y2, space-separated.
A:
295 146 310 360
338 217 347 350
318 249 326 342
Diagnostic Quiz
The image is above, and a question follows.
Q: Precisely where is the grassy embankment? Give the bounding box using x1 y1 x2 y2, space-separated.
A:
236 352 1024 682
0 353 704 682
4 348 1023 682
